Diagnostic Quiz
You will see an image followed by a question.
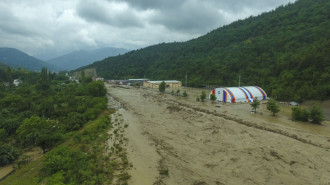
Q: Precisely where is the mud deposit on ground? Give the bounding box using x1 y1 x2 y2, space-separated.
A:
106 84 330 185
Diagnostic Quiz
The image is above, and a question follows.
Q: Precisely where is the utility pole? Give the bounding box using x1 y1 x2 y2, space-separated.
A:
239 75 241 87
185 74 187 87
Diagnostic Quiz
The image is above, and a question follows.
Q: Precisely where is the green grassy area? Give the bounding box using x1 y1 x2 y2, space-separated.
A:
0 157 43 185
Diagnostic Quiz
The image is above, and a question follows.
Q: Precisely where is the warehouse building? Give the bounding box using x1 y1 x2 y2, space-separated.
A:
128 79 149 86
143 80 182 89
209 86 267 103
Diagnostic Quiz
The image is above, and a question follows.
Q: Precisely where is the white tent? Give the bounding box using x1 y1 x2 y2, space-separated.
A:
209 86 267 103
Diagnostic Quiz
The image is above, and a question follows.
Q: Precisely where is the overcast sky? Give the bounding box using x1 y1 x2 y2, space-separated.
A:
0 0 296 60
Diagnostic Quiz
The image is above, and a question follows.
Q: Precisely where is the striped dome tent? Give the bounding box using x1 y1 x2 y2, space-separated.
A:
209 86 267 103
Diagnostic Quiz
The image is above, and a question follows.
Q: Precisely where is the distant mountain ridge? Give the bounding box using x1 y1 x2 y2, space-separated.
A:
0 47 61 72
46 47 128 71
82 0 330 101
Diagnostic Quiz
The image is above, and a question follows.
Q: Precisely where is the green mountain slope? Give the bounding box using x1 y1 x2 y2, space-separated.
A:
84 0 330 101
0 48 61 72
47 47 128 71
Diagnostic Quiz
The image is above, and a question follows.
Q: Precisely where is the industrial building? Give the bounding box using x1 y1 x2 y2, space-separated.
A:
143 80 182 89
128 79 149 86
209 86 267 103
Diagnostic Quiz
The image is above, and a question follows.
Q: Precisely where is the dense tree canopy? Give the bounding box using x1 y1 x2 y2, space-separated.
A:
0 65 108 166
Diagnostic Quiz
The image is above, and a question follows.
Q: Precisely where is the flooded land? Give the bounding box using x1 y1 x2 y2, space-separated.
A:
105 83 330 185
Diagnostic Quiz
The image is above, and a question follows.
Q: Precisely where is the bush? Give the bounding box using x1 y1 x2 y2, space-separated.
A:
291 107 309 122
210 94 216 103
183 90 188 97
200 91 206 102
0 144 20 166
160 169 169 176
309 105 324 124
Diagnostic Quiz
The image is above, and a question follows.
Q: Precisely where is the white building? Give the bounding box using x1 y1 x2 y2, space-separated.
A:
209 86 267 103
13 79 22 86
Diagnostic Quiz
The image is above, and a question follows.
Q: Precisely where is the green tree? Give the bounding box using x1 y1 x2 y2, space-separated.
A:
37 67 50 91
86 81 106 97
159 81 166 93
62 112 85 131
16 116 62 153
40 97 55 118
200 91 206 102
210 94 216 104
266 99 280 116
309 105 324 124
80 70 86 85
0 129 6 141
0 144 20 166
250 97 260 113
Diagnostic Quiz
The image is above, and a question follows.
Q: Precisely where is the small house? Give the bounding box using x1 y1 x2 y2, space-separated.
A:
13 79 22 86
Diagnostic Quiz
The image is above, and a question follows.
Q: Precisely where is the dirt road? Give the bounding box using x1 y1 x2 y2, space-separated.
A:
105 84 330 185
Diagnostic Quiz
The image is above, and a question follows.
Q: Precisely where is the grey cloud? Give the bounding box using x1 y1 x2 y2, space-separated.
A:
114 0 295 32
0 7 38 37
114 0 181 10
209 0 295 13
76 0 144 28
150 1 224 33
0 0 296 60
118 0 294 12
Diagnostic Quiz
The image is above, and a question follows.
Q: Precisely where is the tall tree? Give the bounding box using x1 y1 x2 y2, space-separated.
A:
38 67 50 91
80 70 86 85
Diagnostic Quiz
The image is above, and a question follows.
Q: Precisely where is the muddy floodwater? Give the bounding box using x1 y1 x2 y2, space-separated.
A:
105 84 330 185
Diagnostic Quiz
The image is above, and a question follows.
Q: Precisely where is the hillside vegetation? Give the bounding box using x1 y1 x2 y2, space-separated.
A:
0 68 130 184
84 0 330 101
0 48 61 72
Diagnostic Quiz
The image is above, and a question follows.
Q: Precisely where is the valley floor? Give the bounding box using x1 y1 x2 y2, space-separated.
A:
105 83 330 185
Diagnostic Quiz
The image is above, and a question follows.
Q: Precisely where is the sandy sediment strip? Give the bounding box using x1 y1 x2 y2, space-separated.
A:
167 99 330 150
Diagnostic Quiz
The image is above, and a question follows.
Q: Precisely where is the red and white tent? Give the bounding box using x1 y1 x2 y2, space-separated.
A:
209 86 267 103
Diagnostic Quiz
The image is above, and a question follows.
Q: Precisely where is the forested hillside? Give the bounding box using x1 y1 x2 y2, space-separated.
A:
84 0 329 101
0 48 61 72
